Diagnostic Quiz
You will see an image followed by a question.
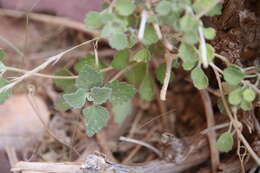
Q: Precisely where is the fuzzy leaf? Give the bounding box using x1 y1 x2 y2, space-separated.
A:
216 132 233 153
54 96 71 112
133 48 151 63
179 43 197 62
112 50 130 69
85 11 102 29
228 88 243 105
87 87 112 104
0 77 11 104
193 0 222 17
63 89 87 108
223 65 245 86
155 1 172 16
113 100 132 124
53 68 75 92
191 67 208 89
76 65 104 90
242 88 256 102
115 0 136 16
74 54 102 73
180 14 200 33
125 63 146 84
83 105 109 136
105 80 136 105
203 27 216 40
109 33 128 50
141 25 159 46
139 74 154 101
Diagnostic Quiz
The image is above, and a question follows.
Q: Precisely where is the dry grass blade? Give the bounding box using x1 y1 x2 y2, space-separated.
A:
0 38 98 94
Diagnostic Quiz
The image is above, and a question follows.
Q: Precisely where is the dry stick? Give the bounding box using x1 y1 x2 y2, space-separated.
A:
199 90 220 173
160 53 175 101
0 38 98 93
0 8 99 37
26 86 80 156
212 67 260 165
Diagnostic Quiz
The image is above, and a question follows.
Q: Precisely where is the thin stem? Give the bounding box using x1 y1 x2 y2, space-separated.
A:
212 66 260 165
109 63 139 82
160 53 175 101
214 53 230 65
5 65 113 80
6 67 77 79
138 10 148 41
0 38 99 93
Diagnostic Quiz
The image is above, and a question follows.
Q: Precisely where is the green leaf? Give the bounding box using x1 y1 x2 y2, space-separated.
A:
139 74 154 101
182 59 198 70
155 63 174 84
53 68 75 92
101 20 127 38
83 105 109 136
183 31 199 44
0 62 6 73
113 100 132 124
63 89 87 108
141 25 159 46
109 33 128 50
242 88 256 102
216 132 233 153
0 49 5 61
128 32 138 48
74 54 105 73
180 14 200 33
191 67 209 89
112 50 130 69
155 1 172 16
0 77 11 104
179 43 197 62
207 3 222 16
133 48 151 63
54 96 71 112
223 65 245 86
76 64 104 90
125 63 146 84
193 0 222 17
240 100 253 111
105 80 136 105
203 27 216 40
115 0 136 16
199 43 215 62
84 11 102 29
87 87 112 105
228 88 243 105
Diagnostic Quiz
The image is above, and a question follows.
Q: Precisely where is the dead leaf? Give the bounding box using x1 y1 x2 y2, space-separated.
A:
0 94 50 150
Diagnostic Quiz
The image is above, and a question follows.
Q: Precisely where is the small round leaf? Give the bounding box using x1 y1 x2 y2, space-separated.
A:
216 132 233 153
223 65 245 86
242 88 256 102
